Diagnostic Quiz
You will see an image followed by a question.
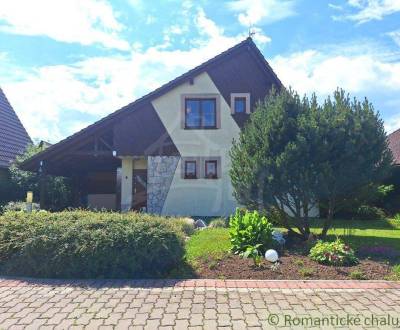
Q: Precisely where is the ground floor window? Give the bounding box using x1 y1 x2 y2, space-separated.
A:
182 157 221 180
205 160 218 179
184 160 197 179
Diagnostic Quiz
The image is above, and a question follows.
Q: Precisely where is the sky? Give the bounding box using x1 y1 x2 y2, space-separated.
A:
0 0 400 143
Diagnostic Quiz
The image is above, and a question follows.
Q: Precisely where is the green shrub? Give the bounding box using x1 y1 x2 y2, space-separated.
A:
229 209 273 254
355 205 386 220
2 201 40 212
309 239 358 266
241 244 263 267
349 270 366 280
0 210 184 278
394 213 400 222
209 218 228 228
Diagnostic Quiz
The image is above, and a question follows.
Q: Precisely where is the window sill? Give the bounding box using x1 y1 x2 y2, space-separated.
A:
184 127 219 130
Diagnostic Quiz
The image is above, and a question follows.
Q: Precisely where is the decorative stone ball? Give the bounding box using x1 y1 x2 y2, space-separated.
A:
265 249 279 262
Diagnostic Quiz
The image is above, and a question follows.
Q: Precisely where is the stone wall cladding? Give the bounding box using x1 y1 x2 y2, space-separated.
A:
147 156 180 214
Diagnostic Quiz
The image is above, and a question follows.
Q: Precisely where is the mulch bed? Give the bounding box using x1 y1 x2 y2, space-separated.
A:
194 253 394 280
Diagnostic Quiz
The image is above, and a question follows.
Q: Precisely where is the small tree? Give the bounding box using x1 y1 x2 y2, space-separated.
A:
316 90 392 237
7 144 73 210
230 88 393 240
230 89 321 239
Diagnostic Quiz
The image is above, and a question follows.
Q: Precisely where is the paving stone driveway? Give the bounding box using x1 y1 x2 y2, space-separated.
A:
0 279 399 329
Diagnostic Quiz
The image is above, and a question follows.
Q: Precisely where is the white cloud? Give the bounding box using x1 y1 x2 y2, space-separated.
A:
271 49 400 96
332 0 400 24
0 0 129 50
227 0 296 26
387 29 400 46
271 46 400 133
1 9 271 142
384 111 400 133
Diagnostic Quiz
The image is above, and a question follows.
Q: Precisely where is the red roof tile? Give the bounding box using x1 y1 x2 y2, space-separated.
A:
388 128 400 165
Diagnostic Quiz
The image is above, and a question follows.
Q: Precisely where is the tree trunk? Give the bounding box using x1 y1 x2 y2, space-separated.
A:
321 198 335 238
303 202 310 240
273 206 304 239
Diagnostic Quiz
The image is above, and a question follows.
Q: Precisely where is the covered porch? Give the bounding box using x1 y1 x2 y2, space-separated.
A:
21 129 148 212
20 99 179 212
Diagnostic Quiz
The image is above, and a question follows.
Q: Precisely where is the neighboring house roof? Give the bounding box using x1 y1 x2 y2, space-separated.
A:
0 87 31 169
21 37 282 175
38 140 52 150
388 128 400 165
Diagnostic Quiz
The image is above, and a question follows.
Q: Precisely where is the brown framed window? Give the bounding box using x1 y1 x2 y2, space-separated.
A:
234 97 246 113
205 160 218 179
230 93 250 114
184 160 197 179
185 98 216 129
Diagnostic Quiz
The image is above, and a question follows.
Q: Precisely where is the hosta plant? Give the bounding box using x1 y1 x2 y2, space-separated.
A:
309 239 358 266
229 209 273 254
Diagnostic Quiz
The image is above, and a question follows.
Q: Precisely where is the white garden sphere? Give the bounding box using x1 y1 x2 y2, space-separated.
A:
265 249 279 262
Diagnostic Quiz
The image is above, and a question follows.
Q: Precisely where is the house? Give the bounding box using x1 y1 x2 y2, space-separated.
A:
386 128 400 213
0 87 31 180
20 38 286 216
388 128 400 166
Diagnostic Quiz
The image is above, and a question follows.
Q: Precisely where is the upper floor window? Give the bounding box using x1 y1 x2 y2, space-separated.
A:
185 98 216 129
234 97 246 113
231 93 250 114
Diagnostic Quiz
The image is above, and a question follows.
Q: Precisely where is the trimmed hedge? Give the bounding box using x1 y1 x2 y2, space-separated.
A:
0 210 185 278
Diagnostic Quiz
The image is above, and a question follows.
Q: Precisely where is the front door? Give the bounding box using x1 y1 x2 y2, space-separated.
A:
133 169 147 211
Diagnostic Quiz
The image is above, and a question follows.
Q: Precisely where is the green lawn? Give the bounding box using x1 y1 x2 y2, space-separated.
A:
185 228 231 264
184 218 400 264
307 218 400 250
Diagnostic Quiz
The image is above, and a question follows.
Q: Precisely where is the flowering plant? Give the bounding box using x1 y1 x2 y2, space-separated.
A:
309 239 358 266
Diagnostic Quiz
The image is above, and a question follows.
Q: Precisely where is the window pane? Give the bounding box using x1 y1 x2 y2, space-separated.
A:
186 100 201 128
205 161 217 178
202 99 216 127
185 161 196 178
234 97 246 113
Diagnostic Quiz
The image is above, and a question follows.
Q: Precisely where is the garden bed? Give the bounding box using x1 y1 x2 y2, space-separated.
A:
192 253 393 280
175 221 400 281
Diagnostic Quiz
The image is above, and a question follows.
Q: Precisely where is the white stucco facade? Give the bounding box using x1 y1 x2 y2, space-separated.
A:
151 72 241 216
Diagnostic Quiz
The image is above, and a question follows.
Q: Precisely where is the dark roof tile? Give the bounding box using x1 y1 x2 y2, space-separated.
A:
0 88 31 168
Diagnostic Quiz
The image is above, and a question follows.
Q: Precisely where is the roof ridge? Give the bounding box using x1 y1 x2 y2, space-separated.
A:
21 37 277 169
388 127 400 137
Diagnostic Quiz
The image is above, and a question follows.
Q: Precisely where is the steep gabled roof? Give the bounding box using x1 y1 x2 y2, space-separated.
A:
0 87 31 169
21 37 282 173
388 128 400 165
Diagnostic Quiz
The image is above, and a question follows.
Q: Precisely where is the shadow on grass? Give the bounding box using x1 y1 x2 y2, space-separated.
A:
324 234 400 250
310 218 399 230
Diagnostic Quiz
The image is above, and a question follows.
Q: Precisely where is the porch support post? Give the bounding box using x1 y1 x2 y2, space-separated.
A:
71 174 84 208
120 157 133 212
39 160 47 210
